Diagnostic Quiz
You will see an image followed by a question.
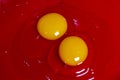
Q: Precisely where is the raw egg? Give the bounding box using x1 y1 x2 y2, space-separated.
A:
9 4 98 80
59 36 88 66
37 13 67 40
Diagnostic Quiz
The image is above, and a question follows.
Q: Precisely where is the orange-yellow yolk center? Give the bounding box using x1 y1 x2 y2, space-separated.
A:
59 36 88 66
37 13 67 40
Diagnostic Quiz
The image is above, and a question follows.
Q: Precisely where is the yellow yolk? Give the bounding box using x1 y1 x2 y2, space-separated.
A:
37 13 67 40
59 36 88 66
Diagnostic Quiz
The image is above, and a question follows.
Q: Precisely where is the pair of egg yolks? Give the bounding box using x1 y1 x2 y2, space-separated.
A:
37 13 88 66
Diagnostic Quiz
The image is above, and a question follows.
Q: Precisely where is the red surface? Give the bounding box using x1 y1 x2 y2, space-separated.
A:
0 0 120 80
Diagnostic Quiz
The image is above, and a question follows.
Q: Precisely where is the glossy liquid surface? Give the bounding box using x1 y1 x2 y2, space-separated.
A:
0 0 116 80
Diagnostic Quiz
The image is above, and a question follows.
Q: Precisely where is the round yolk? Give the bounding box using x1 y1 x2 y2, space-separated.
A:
37 13 67 40
59 36 88 66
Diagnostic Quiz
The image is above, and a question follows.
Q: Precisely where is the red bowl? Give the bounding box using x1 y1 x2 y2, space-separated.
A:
0 0 120 80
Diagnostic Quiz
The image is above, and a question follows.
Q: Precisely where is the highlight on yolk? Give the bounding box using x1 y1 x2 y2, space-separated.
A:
37 13 67 40
59 36 88 66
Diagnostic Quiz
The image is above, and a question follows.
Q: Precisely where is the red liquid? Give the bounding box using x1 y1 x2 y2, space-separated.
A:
0 0 119 80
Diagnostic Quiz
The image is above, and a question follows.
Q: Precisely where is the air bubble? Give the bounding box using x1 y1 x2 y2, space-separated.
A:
73 18 79 26
24 60 30 67
45 75 51 80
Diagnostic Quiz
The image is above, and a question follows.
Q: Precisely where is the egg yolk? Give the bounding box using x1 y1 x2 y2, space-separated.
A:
59 36 88 66
37 13 67 40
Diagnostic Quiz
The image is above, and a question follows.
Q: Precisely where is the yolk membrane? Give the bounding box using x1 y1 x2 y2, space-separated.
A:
59 36 88 66
37 13 67 40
